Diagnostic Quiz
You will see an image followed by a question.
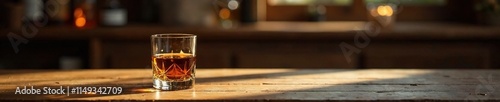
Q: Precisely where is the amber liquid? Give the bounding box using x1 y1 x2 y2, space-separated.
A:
152 53 195 81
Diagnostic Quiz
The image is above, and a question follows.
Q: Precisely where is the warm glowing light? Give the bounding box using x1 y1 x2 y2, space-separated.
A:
74 8 84 18
377 5 393 16
75 17 86 27
74 8 86 28
219 8 231 19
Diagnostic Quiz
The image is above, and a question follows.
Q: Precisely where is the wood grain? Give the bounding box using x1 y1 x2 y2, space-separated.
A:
0 69 499 101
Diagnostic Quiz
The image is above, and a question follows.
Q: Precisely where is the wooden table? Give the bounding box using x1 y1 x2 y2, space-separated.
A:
0 68 498 101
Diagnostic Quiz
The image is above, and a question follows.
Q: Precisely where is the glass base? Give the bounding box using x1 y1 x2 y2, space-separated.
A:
153 78 194 90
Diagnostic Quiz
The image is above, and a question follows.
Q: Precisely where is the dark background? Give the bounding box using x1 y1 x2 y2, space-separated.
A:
1 0 499 69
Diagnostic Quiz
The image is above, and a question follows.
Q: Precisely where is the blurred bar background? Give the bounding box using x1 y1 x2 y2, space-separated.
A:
0 0 499 69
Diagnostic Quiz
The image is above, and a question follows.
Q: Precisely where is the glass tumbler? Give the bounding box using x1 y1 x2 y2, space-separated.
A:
151 34 196 90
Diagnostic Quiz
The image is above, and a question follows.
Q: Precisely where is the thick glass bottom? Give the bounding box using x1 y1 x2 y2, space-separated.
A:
153 78 194 90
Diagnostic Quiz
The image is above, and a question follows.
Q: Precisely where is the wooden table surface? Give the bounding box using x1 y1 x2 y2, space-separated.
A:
0 68 498 101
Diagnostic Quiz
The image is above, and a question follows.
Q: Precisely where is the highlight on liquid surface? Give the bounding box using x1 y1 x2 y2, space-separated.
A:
152 53 196 81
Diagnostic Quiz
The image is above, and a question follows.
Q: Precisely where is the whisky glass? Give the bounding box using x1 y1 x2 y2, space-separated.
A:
151 34 196 90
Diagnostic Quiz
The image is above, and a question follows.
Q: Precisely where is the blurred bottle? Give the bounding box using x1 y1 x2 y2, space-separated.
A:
160 0 215 27
24 0 43 22
240 0 257 23
308 4 326 21
0 0 23 30
59 56 82 70
47 0 70 25
101 0 127 26
140 0 159 23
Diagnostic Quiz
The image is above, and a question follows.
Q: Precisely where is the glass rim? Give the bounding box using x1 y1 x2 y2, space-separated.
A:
152 33 196 38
